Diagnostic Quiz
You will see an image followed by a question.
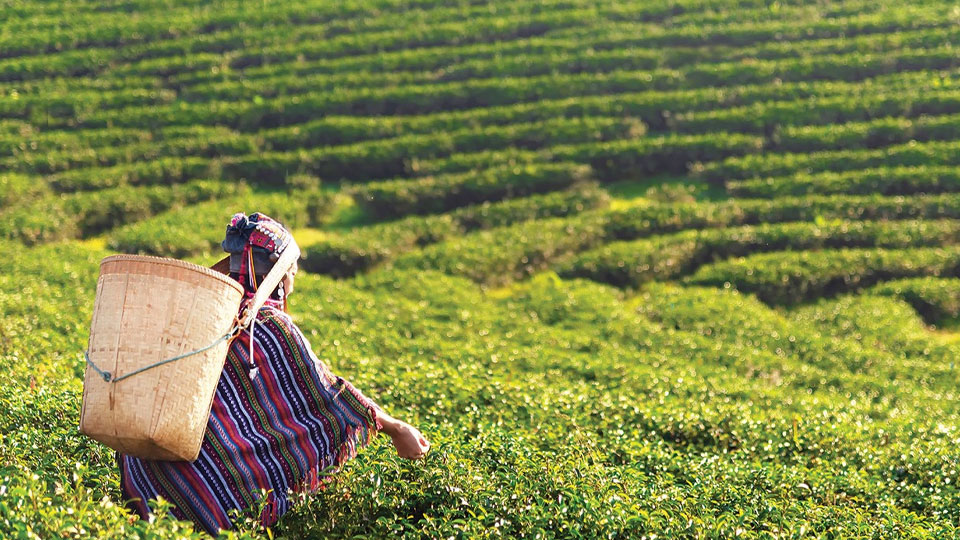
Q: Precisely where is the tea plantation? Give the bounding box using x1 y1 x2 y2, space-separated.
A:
4 0 960 538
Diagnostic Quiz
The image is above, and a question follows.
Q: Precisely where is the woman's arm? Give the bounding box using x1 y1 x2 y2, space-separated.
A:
376 408 431 460
282 316 431 460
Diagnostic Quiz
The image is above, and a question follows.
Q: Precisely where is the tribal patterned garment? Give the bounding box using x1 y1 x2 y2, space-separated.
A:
117 300 382 535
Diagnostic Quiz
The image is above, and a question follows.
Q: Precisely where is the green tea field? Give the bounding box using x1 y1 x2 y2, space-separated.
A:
4 0 960 537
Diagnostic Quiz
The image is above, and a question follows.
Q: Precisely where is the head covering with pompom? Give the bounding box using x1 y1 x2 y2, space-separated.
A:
221 212 295 294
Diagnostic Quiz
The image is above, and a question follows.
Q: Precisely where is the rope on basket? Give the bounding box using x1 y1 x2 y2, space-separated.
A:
83 322 242 384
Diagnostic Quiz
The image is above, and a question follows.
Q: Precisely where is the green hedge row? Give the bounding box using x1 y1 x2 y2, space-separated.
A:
5 127 256 175
575 5 952 48
0 87 176 124
391 214 608 286
0 173 49 209
409 133 764 179
727 166 960 198
556 219 960 288
600 192 960 241
300 184 609 277
0 47 126 81
698 139 960 183
107 189 335 258
350 162 593 220
672 89 960 135
224 130 758 185
552 133 765 180
49 157 213 192
0 125 154 158
776 112 960 152
685 246 960 305
392 193 960 285
2 180 243 245
0 75 162 107
870 277 960 325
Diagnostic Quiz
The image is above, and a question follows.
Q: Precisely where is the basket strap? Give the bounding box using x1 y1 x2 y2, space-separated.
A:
238 242 300 328
84 322 241 384
84 243 299 384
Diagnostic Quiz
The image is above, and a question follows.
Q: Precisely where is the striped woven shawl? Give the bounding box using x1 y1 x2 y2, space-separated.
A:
117 300 382 535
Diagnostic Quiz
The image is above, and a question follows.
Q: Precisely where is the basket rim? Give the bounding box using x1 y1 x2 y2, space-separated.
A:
100 254 244 294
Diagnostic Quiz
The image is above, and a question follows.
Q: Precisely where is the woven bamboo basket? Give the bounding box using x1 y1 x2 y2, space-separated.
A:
79 255 244 461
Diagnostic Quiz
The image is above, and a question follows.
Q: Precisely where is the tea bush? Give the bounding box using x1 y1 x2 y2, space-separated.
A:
556 219 960 288
685 246 960 305
870 277 960 325
727 165 960 198
108 189 335 257
350 162 593 219
302 184 609 277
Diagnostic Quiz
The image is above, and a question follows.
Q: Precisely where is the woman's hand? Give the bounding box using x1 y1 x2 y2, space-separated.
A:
390 422 430 460
377 410 430 460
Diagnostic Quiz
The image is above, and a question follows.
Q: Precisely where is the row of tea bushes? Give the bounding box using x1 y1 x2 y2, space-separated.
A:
684 246 960 305
393 193 960 285
2 180 242 245
221 131 761 185
636 282 960 398
0 172 48 208
410 133 764 179
869 277 960 325
0 87 175 123
726 165 960 198
0 124 155 158
48 157 212 192
107 189 335 257
555 219 960 288
349 163 593 219
5 127 256 175
698 139 960 183
790 293 957 363
776 112 960 151
301 184 609 277
672 89 960 136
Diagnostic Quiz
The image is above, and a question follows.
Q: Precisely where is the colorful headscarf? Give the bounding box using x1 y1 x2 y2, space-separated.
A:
221 212 296 294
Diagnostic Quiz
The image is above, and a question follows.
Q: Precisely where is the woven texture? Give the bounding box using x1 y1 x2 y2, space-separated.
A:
80 255 244 461
117 302 382 535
